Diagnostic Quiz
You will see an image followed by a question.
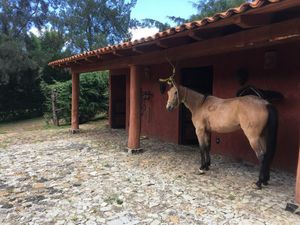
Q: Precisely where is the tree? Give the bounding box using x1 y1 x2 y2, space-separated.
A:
0 0 60 39
52 0 138 52
0 33 44 121
190 0 246 21
39 30 71 84
165 0 246 26
140 19 171 32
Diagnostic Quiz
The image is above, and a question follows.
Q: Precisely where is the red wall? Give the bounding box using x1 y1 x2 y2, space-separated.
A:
140 64 179 143
211 42 300 172
110 42 300 173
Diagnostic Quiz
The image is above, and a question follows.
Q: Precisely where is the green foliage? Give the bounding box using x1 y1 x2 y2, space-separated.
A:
39 30 71 84
0 34 44 122
1 0 136 122
0 30 69 122
52 0 138 52
145 0 246 28
41 71 108 124
190 0 246 20
140 19 171 32
0 0 60 38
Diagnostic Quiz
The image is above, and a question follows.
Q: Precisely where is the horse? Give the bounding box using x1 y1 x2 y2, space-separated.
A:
163 79 278 189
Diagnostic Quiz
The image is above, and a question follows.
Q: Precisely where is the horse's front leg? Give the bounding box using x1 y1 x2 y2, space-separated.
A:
196 128 210 174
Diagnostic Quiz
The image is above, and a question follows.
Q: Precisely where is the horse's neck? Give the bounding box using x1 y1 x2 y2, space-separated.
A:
179 86 205 114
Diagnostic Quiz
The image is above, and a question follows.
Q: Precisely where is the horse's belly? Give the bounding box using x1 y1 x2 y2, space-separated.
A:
209 121 240 133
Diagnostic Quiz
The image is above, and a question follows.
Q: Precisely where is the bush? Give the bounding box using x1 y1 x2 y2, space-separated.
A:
41 71 108 125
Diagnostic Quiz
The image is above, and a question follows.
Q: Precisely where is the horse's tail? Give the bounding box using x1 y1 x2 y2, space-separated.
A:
265 104 278 163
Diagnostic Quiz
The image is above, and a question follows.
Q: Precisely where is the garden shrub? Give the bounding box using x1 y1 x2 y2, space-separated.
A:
41 71 108 124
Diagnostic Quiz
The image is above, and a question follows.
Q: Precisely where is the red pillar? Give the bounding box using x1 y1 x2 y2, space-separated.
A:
71 72 80 133
296 145 300 203
127 65 141 151
109 72 112 128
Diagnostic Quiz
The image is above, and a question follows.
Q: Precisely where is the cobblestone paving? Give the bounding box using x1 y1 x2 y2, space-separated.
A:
0 121 299 225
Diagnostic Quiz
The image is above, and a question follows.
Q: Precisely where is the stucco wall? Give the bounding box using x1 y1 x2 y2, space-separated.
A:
110 42 299 172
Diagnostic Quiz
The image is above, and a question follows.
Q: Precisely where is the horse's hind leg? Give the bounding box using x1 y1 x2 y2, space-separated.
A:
196 129 211 174
250 105 278 189
204 135 211 168
248 136 267 189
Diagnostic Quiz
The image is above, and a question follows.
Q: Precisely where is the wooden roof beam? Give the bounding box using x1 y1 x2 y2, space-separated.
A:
188 31 203 41
155 40 168 49
234 14 272 29
113 50 123 57
74 60 82 65
132 47 144 54
84 58 93 62
70 17 300 73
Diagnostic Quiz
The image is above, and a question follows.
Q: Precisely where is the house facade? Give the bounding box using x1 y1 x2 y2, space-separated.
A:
49 0 300 202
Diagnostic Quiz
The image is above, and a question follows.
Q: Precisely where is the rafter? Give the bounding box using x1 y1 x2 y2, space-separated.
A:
70 18 300 73
113 50 123 57
132 47 144 54
234 14 272 29
155 40 168 49
187 31 203 41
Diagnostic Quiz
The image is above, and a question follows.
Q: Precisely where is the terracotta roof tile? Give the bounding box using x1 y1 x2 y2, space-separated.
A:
49 0 282 67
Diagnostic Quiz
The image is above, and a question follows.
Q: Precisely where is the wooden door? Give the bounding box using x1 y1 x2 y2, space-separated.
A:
180 67 213 145
111 75 126 128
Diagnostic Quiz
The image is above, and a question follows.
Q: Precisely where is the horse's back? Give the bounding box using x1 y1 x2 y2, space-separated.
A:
198 95 269 134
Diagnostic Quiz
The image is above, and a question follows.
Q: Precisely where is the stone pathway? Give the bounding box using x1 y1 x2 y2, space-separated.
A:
0 120 299 225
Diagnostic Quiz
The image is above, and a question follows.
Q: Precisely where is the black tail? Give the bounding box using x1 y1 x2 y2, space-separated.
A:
258 104 278 186
265 104 278 164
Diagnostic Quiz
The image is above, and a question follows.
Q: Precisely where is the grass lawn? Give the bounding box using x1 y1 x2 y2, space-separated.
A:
0 114 107 134
0 117 47 134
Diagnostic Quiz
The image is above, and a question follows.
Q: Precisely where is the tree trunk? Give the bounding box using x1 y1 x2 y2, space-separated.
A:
51 89 59 126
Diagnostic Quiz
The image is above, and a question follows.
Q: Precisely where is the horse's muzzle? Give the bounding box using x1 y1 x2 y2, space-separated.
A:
166 105 174 112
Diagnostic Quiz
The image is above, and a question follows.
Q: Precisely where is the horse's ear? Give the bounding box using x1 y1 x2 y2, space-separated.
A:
159 82 167 94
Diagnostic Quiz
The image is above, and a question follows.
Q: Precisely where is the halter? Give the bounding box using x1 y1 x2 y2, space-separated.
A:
159 71 181 105
159 58 183 106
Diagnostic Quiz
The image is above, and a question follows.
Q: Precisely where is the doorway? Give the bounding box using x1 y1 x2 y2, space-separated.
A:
180 67 213 145
110 74 126 128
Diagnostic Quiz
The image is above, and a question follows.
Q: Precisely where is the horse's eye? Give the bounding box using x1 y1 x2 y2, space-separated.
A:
175 91 178 95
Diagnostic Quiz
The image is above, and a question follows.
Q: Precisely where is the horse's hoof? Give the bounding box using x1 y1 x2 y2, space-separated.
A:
253 181 262 190
198 169 205 175
262 181 269 186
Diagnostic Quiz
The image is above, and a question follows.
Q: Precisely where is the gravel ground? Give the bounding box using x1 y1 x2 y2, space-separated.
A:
0 120 299 225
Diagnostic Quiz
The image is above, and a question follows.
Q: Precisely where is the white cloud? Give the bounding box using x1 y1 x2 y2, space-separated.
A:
130 27 159 41
28 27 40 36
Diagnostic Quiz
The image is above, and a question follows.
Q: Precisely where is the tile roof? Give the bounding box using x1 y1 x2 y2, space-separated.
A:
49 0 282 67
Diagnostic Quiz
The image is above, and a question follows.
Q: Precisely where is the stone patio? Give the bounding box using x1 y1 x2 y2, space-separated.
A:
0 120 299 224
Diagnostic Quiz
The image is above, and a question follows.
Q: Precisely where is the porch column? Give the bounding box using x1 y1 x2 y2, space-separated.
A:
70 72 80 133
127 65 141 151
296 146 300 203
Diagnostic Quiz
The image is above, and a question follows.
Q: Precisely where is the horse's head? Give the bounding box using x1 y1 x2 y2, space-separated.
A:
166 84 180 111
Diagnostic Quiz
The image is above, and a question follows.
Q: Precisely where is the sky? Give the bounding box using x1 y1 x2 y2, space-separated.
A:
130 0 197 40
30 0 197 41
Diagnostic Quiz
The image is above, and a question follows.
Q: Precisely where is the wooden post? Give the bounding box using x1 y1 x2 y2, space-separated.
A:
51 89 59 126
127 65 141 152
70 72 80 133
109 72 112 128
296 145 300 204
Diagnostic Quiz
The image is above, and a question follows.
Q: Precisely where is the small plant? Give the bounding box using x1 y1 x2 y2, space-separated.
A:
228 194 235 200
104 194 123 205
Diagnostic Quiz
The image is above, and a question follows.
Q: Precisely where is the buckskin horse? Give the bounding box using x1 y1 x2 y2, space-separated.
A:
160 75 278 189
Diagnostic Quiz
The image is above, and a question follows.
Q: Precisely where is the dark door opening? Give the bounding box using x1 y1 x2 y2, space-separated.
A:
111 74 126 129
180 67 213 145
